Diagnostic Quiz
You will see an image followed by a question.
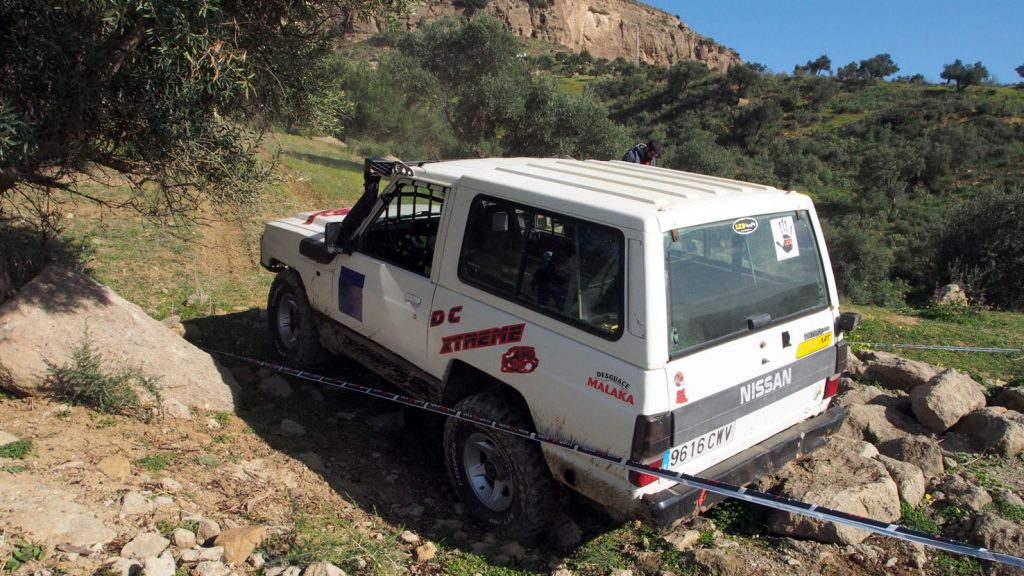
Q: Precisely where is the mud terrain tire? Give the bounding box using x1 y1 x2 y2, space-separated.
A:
267 270 330 367
444 391 557 540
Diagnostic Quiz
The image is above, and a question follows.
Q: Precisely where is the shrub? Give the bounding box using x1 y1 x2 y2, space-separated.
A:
0 438 33 459
46 329 161 418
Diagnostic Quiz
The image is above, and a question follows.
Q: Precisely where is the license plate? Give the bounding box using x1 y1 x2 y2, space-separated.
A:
662 422 736 468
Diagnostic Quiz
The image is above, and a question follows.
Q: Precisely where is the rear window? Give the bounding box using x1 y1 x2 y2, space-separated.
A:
665 211 829 356
458 196 624 338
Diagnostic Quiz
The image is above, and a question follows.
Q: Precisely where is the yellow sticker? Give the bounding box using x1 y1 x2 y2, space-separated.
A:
796 332 833 358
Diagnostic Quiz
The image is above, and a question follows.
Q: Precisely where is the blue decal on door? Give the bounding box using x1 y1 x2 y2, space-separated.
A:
339 267 365 321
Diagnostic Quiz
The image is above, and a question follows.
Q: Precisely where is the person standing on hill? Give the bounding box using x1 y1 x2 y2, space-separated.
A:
622 141 661 166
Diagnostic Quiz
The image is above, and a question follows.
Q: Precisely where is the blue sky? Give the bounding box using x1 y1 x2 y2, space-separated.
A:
643 0 1023 83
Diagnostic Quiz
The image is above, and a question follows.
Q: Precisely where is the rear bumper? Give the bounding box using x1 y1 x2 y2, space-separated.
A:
642 405 846 530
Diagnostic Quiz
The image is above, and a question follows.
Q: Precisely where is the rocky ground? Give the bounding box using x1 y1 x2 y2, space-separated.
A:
3 272 1024 575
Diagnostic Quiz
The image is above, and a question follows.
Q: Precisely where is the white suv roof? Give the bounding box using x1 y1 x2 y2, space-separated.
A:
403 158 807 231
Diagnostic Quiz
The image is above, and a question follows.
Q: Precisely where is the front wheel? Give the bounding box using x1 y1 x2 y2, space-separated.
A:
266 270 330 367
443 392 558 540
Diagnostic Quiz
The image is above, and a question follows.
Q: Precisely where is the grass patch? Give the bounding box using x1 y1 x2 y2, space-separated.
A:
3 539 46 571
135 452 178 472
931 551 983 576
212 433 232 444
0 439 33 459
195 454 221 468
0 463 30 473
899 501 940 534
261 504 407 576
849 304 1024 384
989 499 1024 522
707 499 764 536
211 411 232 427
47 329 162 418
440 551 533 576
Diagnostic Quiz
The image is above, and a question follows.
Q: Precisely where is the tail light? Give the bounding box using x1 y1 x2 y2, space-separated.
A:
824 374 841 399
629 460 664 487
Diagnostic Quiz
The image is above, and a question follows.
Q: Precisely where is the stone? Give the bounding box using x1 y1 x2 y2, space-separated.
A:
414 542 437 562
162 398 192 420
932 283 969 306
121 491 154 516
213 525 267 565
839 403 924 444
143 551 176 576
938 475 992 511
0 266 239 411
0 475 116 548
303 561 347 576
0 430 18 445
855 350 942 393
545 515 582 550
121 532 170 560
195 561 230 576
259 374 293 398
97 455 132 480
767 443 900 545
159 477 183 493
877 455 926 507
909 369 986 433
969 513 1024 558
171 528 196 549
399 531 420 544
103 557 142 576
663 529 701 551
876 435 945 479
280 419 306 437
955 407 1024 457
249 553 266 570
298 452 325 472
995 388 1024 414
195 519 221 544
161 315 186 337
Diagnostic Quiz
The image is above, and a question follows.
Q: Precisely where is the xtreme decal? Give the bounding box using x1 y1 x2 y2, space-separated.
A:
439 324 525 354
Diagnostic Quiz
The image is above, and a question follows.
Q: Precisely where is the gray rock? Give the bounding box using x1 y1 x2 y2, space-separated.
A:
194 561 230 576
143 552 176 576
955 407 1024 456
932 283 969 306
835 383 886 408
280 419 306 437
121 491 154 516
970 513 1024 558
171 528 196 549
103 557 142 576
121 532 170 560
767 443 900 545
839 403 925 444
844 349 867 380
303 561 347 576
195 519 221 544
0 430 18 445
162 398 192 420
938 475 992 511
856 350 942 393
877 455 926 506
260 374 293 398
0 266 239 411
0 475 116 548
399 531 420 544
910 369 986 433
994 489 1024 508
663 529 701 551
249 552 266 570
877 435 945 479
994 388 1024 414
97 454 132 480
159 477 182 493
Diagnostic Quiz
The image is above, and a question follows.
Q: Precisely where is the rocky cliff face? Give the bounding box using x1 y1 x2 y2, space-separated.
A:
344 0 742 71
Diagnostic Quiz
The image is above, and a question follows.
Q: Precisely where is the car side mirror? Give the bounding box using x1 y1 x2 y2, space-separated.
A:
836 311 861 334
324 221 343 254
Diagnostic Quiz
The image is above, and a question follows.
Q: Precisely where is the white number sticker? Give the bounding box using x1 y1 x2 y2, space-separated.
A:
662 422 736 469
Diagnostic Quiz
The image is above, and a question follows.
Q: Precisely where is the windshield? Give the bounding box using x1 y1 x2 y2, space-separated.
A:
665 211 829 356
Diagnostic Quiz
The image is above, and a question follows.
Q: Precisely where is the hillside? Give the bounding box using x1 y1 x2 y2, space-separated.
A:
342 0 742 70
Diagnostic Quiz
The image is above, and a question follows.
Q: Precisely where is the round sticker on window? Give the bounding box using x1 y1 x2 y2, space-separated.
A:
732 217 758 235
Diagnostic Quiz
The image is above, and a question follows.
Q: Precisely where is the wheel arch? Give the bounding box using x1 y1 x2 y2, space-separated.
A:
442 361 536 429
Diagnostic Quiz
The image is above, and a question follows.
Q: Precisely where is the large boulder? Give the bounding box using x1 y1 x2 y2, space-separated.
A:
855 350 942 393
954 407 1024 457
876 435 945 480
931 283 969 306
877 455 926 507
839 401 927 444
909 369 987 434
766 443 900 545
0 266 239 411
993 388 1024 414
969 513 1024 560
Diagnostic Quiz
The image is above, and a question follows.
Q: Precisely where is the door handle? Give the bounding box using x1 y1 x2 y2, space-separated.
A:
405 293 422 306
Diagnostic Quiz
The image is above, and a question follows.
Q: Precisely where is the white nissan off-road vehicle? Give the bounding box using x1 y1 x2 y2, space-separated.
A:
260 157 860 538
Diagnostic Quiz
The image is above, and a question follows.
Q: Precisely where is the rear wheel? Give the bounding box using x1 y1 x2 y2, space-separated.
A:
443 391 558 540
267 270 330 367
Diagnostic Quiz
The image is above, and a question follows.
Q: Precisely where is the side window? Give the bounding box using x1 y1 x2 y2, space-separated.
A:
359 182 446 276
458 196 624 338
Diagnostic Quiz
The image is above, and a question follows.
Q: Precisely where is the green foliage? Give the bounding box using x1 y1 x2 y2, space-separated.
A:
822 215 907 306
3 539 46 571
195 454 221 468
899 501 940 534
136 452 178 472
917 303 979 324
932 188 1024 309
931 552 983 576
941 60 989 92
46 329 162 418
708 499 763 535
990 499 1024 522
0 439 33 459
